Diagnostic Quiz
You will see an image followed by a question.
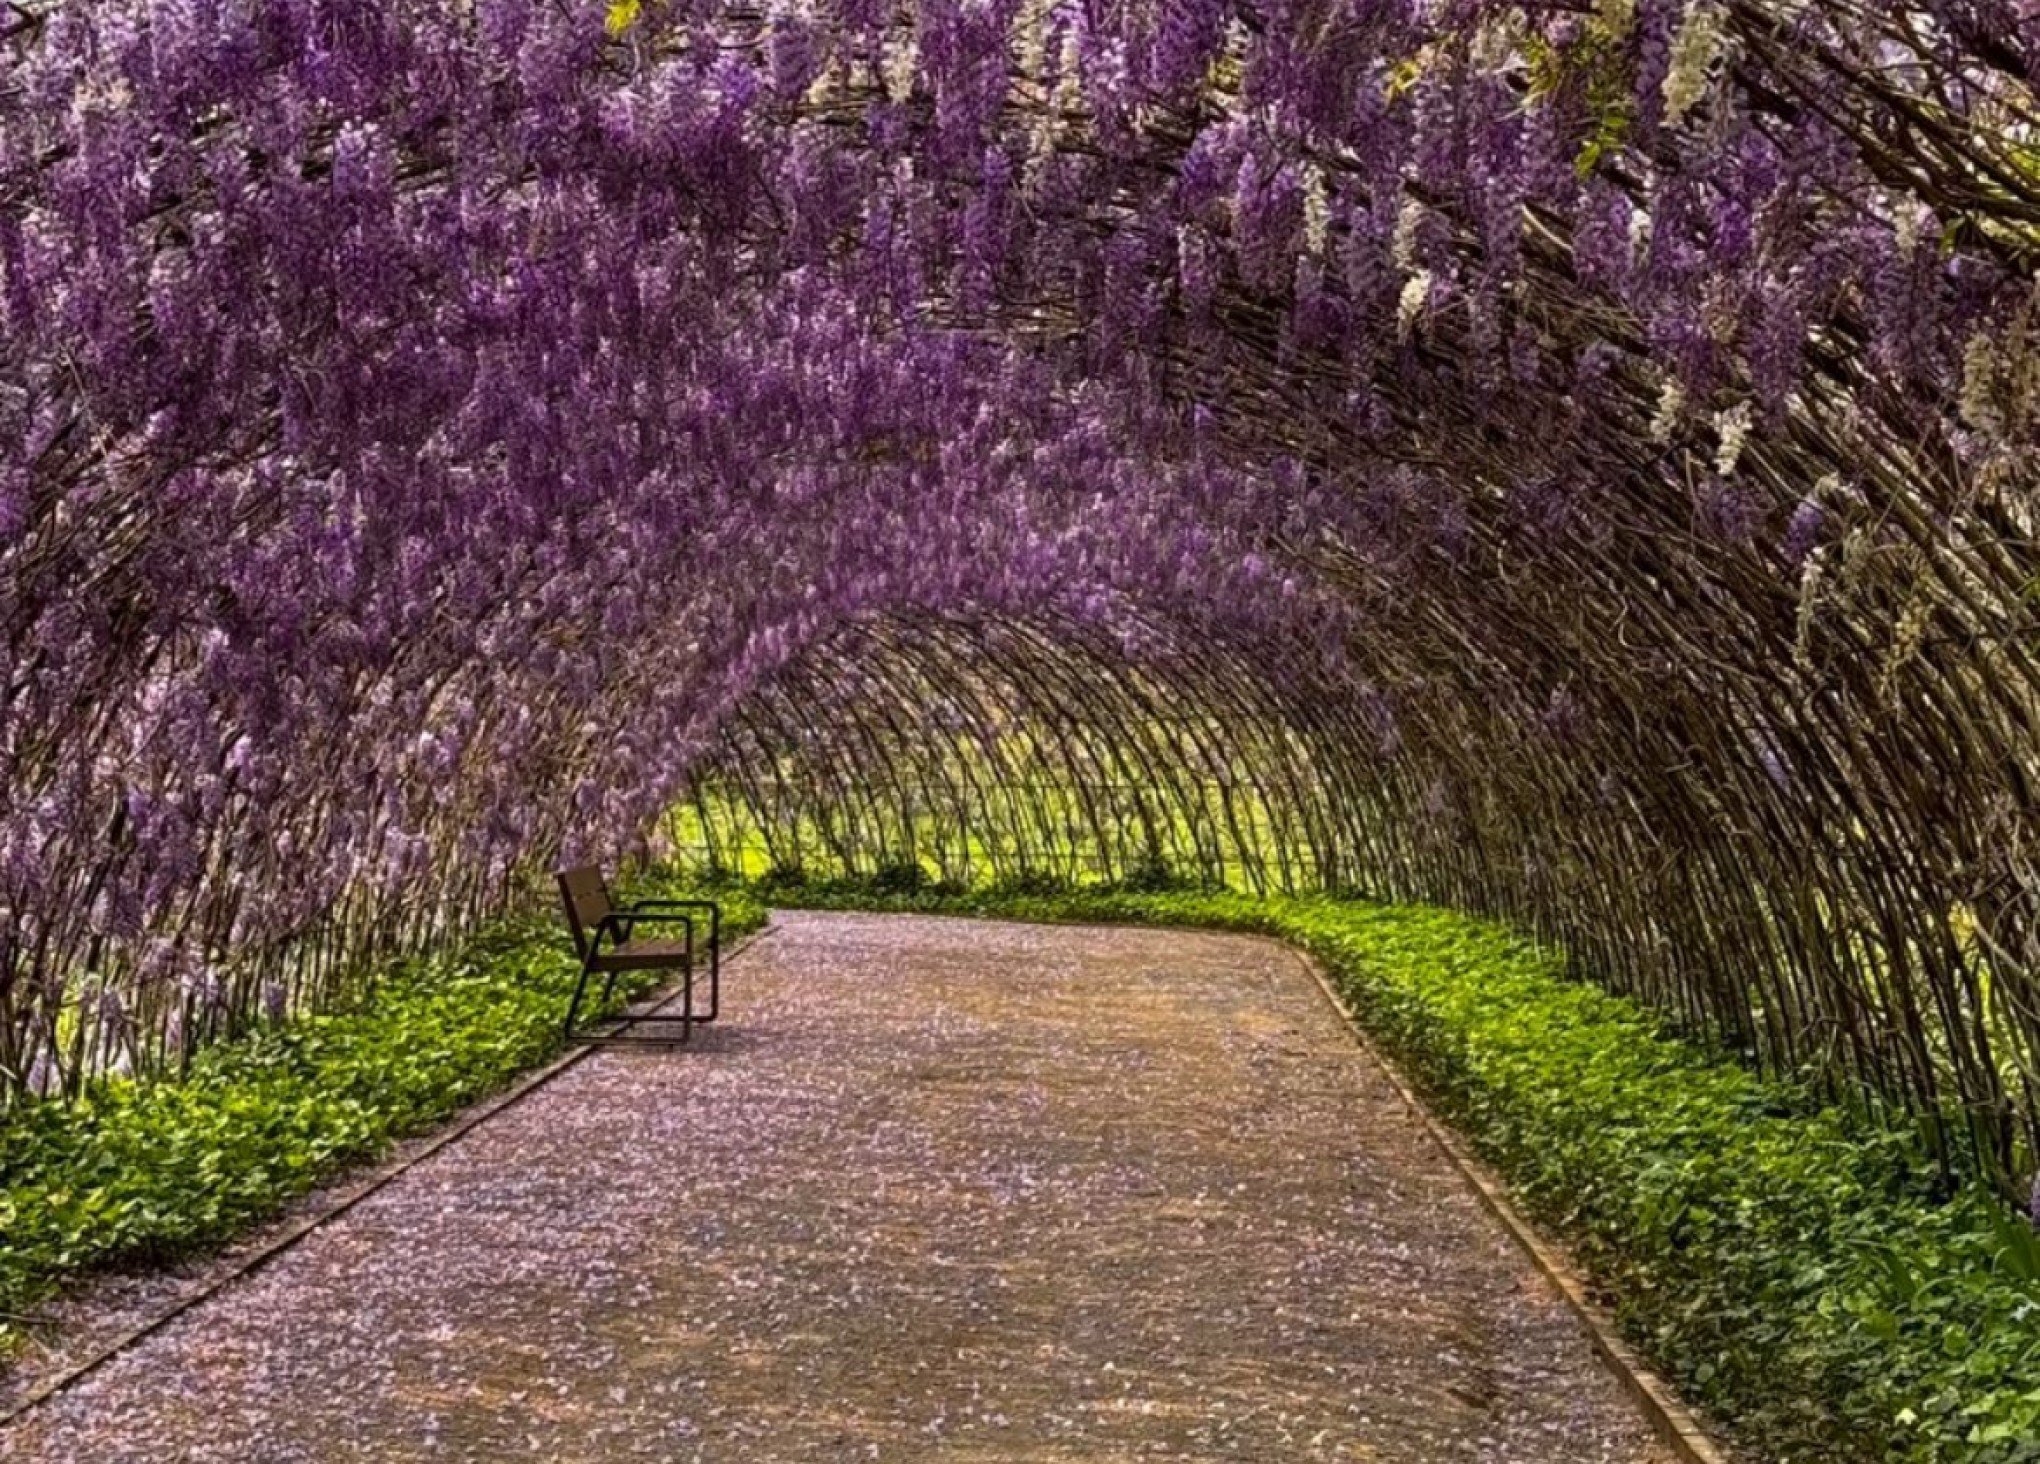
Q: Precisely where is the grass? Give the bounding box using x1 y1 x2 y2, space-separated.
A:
0 877 763 1356
739 873 2040 1464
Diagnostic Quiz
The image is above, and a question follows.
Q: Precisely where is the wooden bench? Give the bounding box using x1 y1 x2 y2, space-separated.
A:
555 865 723 1043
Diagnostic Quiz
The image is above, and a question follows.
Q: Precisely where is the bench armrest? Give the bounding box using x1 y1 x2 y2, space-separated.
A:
591 908 695 948
586 909 693 954
629 899 720 933
586 911 632 953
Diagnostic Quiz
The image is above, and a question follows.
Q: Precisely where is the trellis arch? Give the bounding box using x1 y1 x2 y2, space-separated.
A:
4 0 2040 1189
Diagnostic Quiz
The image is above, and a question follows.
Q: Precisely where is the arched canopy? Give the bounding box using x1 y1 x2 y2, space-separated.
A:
5 0 2040 1182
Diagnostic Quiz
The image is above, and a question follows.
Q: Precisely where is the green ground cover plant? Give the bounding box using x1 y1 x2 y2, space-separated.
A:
750 873 2040 1464
0 880 763 1356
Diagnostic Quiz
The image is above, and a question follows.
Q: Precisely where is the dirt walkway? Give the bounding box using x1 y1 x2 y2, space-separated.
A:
0 912 1676 1462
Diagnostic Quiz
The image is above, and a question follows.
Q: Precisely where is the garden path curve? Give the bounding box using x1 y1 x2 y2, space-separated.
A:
0 912 1675 1463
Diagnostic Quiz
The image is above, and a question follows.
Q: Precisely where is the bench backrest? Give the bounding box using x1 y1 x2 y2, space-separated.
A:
556 865 616 960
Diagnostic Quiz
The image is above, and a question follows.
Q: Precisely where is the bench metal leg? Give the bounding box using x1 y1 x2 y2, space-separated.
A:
561 957 649 1041
567 965 698 1047
563 957 597 1039
629 901 721 1025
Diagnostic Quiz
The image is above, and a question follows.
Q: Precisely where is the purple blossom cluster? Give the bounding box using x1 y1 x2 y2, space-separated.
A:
3 0 2040 1183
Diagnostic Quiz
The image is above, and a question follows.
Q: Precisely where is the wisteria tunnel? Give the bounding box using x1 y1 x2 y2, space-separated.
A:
10 0 2040 1388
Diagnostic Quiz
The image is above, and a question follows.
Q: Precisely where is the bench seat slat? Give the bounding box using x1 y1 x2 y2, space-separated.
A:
588 937 693 970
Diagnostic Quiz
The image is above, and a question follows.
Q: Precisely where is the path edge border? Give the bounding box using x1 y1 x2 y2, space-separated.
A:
0 924 779 1431
1277 937 1735 1464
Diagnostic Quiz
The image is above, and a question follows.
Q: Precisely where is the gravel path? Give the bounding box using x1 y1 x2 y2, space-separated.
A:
0 912 1676 1463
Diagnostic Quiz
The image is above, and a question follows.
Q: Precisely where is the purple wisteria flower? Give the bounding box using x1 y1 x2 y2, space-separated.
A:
0 0 2034 1197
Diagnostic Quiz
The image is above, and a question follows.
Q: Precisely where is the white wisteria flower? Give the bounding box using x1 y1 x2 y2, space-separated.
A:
1398 271 1433 340
1714 402 1754 476
1650 379 1686 444
1662 3 1725 127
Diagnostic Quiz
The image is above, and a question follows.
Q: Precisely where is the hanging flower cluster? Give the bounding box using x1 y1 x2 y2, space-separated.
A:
4 0 2040 1187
